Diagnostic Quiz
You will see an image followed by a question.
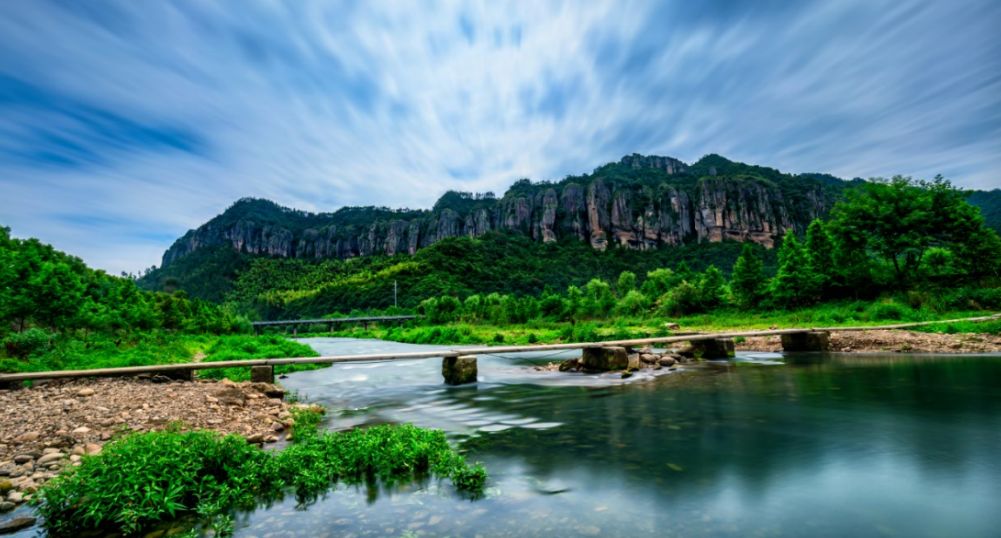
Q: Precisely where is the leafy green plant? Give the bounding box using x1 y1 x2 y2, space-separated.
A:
36 410 486 537
2 328 54 359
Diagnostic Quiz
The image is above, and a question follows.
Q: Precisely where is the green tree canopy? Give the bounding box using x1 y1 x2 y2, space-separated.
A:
731 243 766 309
830 176 991 286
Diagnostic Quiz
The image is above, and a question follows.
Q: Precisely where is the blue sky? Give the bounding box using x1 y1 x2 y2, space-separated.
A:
1 0 999 273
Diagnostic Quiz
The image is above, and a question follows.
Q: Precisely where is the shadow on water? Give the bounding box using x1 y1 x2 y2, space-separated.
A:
179 340 1001 537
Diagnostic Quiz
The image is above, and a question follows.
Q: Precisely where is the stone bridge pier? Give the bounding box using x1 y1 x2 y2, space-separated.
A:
780 331 831 352
442 355 478 385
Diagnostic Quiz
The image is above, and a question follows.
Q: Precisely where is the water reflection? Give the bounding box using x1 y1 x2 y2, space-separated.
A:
236 339 1001 537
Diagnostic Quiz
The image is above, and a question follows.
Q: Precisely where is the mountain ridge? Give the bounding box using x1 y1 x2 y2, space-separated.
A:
159 153 846 269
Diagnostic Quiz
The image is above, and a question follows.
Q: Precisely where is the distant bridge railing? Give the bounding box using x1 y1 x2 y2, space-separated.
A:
251 315 418 334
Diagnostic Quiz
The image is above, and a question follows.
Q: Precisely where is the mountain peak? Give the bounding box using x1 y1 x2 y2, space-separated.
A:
618 154 689 175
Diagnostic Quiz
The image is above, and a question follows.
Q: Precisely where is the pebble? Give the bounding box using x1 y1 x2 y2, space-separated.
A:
13 433 38 444
35 452 63 466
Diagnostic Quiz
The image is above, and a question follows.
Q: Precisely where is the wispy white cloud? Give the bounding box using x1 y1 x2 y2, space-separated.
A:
0 0 998 273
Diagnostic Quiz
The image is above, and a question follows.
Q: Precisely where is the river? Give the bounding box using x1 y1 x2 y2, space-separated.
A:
201 338 1001 538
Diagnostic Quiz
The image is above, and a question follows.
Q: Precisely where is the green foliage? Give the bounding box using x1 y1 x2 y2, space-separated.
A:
657 281 703 316
197 335 320 381
0 228 247 347
769 231 820 308
37 414 485 536
731 243 766 309
2 328 54 359
616 271 637 295
805 219 835 293
615 289 651 316
220 233 763 319
830 176 998 286
0 332 319 383
698 265 727 309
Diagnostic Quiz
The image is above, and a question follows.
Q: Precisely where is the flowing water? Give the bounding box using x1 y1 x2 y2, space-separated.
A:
235 339 1001 537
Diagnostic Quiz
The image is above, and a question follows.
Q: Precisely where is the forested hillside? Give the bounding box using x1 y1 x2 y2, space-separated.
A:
139 153 1001 318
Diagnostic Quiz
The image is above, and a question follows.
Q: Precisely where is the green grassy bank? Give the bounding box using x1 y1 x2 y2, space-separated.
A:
0 332 322 382
309 300 1001 347
36 408 486 537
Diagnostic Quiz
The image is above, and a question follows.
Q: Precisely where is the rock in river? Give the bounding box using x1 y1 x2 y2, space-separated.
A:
0 516 36 534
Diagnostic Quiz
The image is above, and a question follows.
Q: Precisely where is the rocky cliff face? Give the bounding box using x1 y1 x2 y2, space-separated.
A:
160 154 841 268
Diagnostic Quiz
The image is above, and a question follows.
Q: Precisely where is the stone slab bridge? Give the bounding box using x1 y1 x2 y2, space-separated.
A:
1 314 997 389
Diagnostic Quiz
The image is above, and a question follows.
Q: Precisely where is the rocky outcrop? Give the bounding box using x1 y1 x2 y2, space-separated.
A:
160 154 843 267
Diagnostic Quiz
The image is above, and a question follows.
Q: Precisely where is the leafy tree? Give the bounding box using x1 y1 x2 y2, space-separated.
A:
830 176 986 286
805 219 834 293
640 268 674 298
616 271 637 296
953 227 1001 279
731 243 766 309
769 231 818 308
583 278 615 317
698 265 727 309
614 290 651 316
563 285 584 321
658 281 702 316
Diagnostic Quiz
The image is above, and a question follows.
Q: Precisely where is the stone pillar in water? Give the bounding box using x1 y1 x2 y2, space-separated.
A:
780 331 831 352
442 355 478 385
689 339 736 360
581 346 629 371
250 365 275 383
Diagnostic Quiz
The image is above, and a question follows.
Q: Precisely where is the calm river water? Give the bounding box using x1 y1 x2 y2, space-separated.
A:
231 339 1001 537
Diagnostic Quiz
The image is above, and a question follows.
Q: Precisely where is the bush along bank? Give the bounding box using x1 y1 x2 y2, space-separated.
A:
34 407 486 537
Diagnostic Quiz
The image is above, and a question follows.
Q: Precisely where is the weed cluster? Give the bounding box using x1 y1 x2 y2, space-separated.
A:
36 409 485 536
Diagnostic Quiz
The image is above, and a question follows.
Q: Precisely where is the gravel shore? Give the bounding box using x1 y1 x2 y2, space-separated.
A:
0 377 296 514
737 329 1001 353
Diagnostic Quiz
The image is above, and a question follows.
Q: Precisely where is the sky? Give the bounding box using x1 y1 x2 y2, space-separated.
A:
1 0 999 274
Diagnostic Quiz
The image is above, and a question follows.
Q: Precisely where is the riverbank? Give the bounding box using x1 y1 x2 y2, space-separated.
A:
737 329 1001 354
0 377 296 514
311 310 1001 354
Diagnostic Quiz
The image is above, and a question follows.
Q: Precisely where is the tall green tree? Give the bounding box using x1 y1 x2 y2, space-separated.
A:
830 176 988 286
769 230 818 308
698 265 727 309
805 219 834 294
731 243 765 309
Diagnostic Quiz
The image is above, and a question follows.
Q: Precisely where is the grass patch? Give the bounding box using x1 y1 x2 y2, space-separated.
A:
0 333 323 382
197 334 321 381
36 409 485 536
307 300 998 346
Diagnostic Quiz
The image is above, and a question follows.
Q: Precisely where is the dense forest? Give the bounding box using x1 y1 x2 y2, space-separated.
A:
140 154 1001 314
212 176 1001 323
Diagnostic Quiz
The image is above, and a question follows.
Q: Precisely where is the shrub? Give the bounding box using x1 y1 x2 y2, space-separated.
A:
864 300 909 321
614 290 651 316
2 328 54 359
37 412 486 536
658 281 702 316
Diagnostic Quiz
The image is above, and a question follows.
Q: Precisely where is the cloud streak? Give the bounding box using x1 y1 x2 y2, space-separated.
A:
0 0 998 273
